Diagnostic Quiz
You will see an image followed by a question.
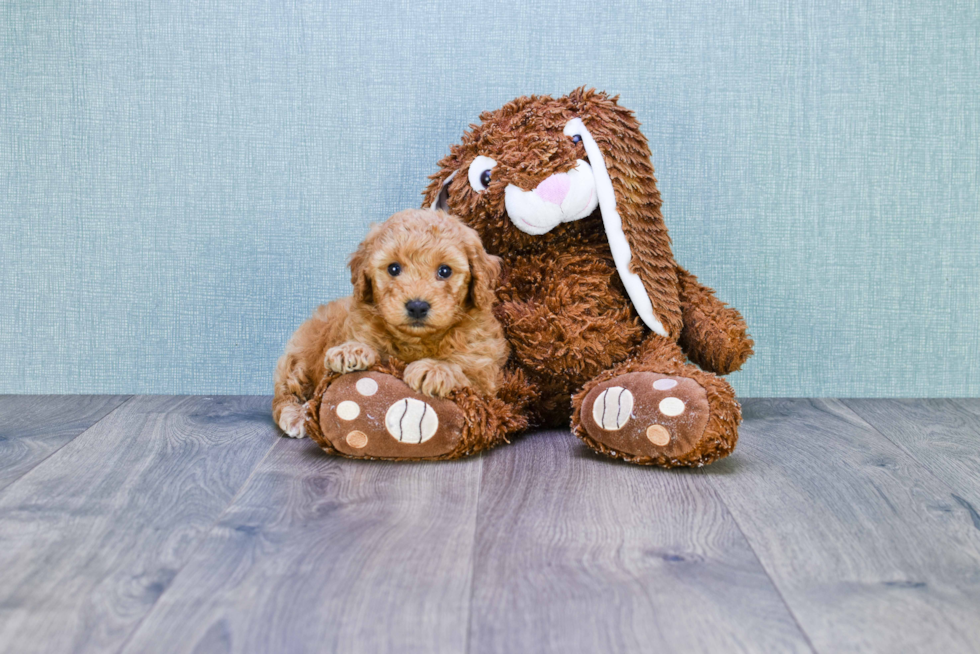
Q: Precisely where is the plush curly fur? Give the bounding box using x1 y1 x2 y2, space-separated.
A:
272 208 507 438
421 88 754 466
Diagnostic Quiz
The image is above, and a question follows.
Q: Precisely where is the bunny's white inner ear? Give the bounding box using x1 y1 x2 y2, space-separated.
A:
431 170 457 211
564 118 668 337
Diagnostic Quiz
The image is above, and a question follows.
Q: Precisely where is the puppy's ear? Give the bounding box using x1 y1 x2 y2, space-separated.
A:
462 225 501 311
348 224 381 304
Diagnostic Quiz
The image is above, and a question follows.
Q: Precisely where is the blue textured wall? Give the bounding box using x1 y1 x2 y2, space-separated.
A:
2 0 978 396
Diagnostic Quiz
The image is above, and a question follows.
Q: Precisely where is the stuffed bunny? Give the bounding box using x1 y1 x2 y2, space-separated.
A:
306 88 751 467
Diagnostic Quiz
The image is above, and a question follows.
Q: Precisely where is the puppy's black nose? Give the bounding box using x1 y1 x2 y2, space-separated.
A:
405 299 430 320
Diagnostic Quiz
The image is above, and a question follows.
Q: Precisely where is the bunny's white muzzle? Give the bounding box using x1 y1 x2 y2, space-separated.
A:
503 160 599 236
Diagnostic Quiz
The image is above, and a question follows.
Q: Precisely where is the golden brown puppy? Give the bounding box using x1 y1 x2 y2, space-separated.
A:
272 208 507 438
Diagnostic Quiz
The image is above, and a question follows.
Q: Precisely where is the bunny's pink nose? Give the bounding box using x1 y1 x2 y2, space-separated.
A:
534 173 570 205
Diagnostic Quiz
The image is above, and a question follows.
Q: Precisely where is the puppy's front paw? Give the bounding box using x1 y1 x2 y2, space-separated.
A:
404 359 467 398
326 341 378 374
278 403 308 438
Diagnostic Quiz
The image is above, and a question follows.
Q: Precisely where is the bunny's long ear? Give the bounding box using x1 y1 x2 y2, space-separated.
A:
564 93 682 339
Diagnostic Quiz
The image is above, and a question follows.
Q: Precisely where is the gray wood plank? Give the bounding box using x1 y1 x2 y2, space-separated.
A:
951 398 980 420
705 399 980 654
468 429 813 654
0 395 278 654
120 438 483 654
843 399 980 507
0 395 130 492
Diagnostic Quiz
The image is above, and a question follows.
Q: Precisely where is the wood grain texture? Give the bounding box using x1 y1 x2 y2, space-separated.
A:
121 438 483 654
843 398 980 507
6 396 980 653
951 398 980 420
468 429 813 654
0 395 130 492
706 399 980 654
0 396 278 654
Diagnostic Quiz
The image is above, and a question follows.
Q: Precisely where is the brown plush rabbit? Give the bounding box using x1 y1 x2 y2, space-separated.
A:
305 88 752 466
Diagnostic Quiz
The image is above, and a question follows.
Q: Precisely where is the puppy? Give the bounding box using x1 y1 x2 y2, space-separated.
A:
273 208 508 438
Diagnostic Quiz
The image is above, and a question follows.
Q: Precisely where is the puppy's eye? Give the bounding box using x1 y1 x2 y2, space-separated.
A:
437 265 452 279
387 263 402 277
468 155 497 192
570 134 582 144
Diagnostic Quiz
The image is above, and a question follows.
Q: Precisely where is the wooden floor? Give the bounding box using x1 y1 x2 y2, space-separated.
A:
1 397 979 653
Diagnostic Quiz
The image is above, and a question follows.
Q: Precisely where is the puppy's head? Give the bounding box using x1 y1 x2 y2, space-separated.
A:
349 209 500 337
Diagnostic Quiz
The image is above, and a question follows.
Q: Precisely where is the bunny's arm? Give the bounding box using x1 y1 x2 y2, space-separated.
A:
676 265 753 375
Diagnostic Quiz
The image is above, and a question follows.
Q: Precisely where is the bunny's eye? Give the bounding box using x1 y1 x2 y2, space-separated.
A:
468 155 497 192
570 134 582 144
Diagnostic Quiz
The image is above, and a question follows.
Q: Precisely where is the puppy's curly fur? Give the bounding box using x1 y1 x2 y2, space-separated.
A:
272 209 507 438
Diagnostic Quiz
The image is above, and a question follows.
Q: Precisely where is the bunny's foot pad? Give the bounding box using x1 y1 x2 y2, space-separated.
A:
578 372 714 466
310 372 466 460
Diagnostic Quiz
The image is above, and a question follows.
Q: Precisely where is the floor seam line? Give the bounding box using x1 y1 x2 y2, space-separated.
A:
837 398 980 506
463 453 486 654
699 402 820 653
111 430 282 654
703 470 819 653
0 395 136 496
